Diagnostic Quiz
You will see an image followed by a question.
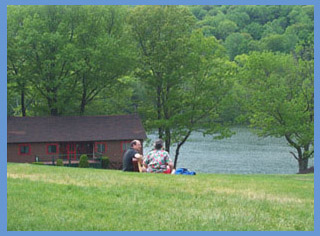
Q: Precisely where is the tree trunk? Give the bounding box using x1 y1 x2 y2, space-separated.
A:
50 107 58 116
80 89 86 115
163 86 171 152
173 144 181 170
165 128 171 153
80 75 87 115
48 95 59 116
158 128 163 139
173 131 191 169
298 158 309 174
285 134 309 174
46 82 59 116
157 85 163 138
80 99 86 115
21 89 26 117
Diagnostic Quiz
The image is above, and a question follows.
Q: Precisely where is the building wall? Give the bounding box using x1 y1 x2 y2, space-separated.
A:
7 139 144 169
103 139 144 169
104 140 123 169
7 143 48 163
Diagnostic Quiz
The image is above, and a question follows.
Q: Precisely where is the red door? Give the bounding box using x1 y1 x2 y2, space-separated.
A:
67 143 77 160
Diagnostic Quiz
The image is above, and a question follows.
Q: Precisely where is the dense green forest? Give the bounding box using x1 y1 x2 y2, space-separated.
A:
7 5 314 172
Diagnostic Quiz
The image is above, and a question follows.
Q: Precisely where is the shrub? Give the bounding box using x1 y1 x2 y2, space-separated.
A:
101 156 110 169
56 159 64 166
79 155 89 168
31 162 44 165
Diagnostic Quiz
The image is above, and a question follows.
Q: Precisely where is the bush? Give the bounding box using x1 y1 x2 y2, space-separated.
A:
101 156 110 169
56 159 64 166
31 162 44 165
79 155 89 168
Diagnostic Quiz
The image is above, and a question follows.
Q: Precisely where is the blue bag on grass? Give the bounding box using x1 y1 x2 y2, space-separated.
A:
175 168 196 175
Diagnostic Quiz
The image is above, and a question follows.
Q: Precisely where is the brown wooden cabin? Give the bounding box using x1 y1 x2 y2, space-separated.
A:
7 114 147 169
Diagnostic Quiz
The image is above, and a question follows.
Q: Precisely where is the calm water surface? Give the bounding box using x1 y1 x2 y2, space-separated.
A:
143 127 314 174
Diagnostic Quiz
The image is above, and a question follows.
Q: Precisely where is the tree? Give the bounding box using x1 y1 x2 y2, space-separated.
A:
189 6 207 20
8 6 79 116
226 11 250 29
198 16 238 40
260 33 298 53
170 31 235 168
7 5 136 116
224 32 251 60
7 6 35 116
236 52 314 173
128 5 196 152
129 6 235 167
261 19 286 38
288 6 313 25
293 32 314 61
196 13 226 38
215 19 238 40
242 22 264 40
245 6 272 25
71 6 135 115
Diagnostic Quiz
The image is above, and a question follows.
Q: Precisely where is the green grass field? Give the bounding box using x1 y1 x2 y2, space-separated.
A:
7 163 314 231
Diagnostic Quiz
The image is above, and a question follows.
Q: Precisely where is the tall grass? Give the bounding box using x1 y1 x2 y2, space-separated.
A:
7 163 314 231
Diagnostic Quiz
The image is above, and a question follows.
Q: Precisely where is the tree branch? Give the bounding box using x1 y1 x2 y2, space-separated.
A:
290 151 299 161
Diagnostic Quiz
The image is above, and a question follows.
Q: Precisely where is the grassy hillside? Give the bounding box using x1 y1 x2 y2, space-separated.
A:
7 163 314 231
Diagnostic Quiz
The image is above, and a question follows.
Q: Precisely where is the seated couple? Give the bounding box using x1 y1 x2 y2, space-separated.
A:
122 139 174 174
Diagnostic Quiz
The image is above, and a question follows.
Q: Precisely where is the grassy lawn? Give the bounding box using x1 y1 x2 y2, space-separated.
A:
7 163 314 231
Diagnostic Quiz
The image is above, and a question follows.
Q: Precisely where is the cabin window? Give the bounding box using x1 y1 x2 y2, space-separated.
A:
46 143 59 154
19 144 31 155
95 142 107 154
121 141 131 152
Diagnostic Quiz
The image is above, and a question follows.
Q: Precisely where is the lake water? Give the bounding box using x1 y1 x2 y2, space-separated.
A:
143 127 314 174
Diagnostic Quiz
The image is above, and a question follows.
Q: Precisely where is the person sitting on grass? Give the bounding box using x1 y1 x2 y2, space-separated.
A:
122 140 143 172
142 139 174 174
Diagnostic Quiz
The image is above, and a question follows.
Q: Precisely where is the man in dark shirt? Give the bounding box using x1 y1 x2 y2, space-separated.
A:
122 140 143 171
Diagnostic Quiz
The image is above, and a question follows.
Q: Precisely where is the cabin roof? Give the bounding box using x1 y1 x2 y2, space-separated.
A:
7 114 147 143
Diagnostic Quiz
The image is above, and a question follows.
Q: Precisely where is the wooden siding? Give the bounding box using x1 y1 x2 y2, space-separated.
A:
7 139 144 170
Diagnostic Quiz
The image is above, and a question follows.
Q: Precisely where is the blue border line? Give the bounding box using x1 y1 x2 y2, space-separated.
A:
0 3 7 236
0 0 6 234
1 0 318 235
313 0 319 234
